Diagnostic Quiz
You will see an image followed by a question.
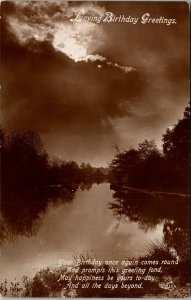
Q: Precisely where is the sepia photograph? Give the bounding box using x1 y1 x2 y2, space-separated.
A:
0 0 190 298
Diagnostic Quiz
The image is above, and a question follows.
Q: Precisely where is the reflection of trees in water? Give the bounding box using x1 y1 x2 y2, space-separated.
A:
0 184 79 244
109 189 189 243
79 180 105 191
0 129 108 244
80 182 93 191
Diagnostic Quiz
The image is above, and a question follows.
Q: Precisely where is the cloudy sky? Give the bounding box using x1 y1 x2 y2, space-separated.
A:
1 1 189 166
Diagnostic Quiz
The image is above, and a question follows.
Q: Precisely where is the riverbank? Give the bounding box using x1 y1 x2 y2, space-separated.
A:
110 184 190 199
1 246 190 298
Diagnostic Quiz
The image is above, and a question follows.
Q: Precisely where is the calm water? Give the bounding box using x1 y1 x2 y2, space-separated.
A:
0 183 188 282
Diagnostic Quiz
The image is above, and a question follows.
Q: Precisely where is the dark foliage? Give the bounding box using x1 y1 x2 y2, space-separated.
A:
0 129 107 243
109 106 190 191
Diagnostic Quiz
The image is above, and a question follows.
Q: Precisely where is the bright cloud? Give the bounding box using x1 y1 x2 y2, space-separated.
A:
6 1 107 62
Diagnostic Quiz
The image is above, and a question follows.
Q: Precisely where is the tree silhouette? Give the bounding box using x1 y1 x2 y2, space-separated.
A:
109 106 190 191
162 106 190 190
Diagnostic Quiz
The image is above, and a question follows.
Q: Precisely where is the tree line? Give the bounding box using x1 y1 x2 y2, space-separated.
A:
109 106 190 192
0 129 106 194
0 129 107 242
1 105 189 194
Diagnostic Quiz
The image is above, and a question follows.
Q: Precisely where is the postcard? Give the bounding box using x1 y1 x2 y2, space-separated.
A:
0 0 190 298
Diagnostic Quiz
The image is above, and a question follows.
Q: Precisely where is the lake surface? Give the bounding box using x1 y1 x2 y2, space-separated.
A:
0 183 188 283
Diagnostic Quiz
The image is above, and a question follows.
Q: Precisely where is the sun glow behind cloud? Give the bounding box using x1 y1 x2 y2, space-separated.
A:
5 0 138 70
6 1 137 68
6 2 108 62
52 21 105 62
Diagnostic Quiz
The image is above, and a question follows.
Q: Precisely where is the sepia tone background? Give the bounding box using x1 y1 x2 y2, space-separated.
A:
1 1 189 166
0 1 190 298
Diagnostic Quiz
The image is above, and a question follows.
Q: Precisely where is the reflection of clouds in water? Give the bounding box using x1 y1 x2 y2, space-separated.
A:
104 218 164 257
0 184 165 282
0 183 189 284
109 188 190 260
0 185 77 245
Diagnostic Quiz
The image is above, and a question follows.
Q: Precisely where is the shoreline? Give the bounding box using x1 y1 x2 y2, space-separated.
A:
110 184 190 199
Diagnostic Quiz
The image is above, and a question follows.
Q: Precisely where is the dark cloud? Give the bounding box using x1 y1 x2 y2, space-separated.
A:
1 1 189 166
95 1 189 154
2 24 139 135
